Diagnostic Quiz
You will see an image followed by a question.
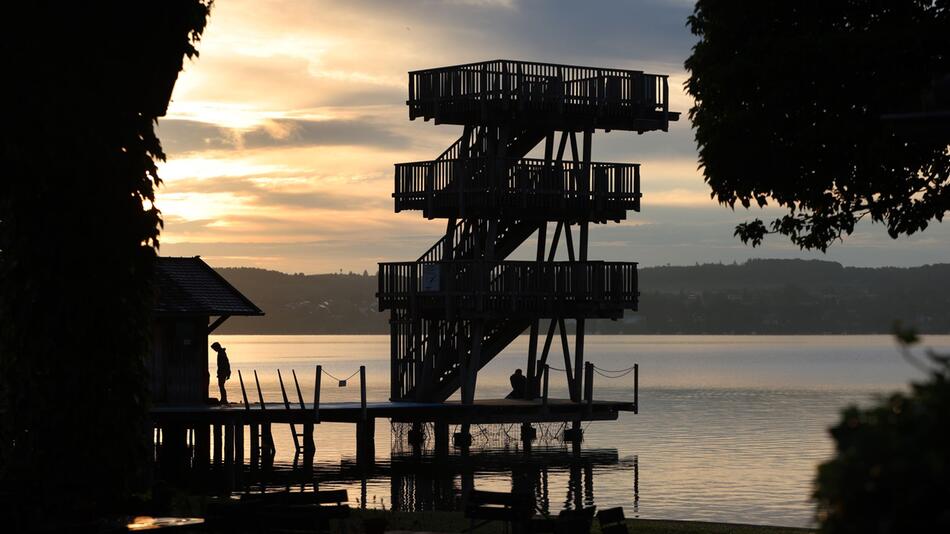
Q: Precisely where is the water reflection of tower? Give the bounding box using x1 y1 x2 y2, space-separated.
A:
384 448 637 515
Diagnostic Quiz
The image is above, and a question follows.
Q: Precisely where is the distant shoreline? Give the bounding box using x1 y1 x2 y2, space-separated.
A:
211 259 950 336
210 332 950 337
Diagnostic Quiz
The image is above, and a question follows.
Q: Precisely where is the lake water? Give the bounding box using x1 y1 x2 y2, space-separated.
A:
209 334 947 528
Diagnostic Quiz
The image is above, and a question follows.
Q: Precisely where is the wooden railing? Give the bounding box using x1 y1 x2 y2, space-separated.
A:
407 59 671 128
394 158 641 215
378 260 638 315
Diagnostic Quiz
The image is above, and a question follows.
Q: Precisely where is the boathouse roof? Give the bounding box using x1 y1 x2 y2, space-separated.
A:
154 256 263 317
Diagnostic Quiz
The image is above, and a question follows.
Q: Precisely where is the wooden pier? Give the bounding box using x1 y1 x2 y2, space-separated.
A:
147 59 670 491
148 362 638 489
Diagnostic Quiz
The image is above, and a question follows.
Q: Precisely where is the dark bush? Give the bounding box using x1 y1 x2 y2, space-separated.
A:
814 329 950 532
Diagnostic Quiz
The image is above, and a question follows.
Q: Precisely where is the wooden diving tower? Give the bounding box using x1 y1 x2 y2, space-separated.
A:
378 60 678 414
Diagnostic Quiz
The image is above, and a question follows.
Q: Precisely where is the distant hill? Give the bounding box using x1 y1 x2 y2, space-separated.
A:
213 259 950 335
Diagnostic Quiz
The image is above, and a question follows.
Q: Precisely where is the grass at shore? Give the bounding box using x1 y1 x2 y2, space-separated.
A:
348 509 815 533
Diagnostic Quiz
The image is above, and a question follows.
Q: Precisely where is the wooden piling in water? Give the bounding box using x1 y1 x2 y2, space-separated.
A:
249 424 260 471
262 423 275 470
194 423 210 471
303 422 315 470
434 421 449 457
213 424 222 466
356 366 374 465
356 419 375 466
234 422 244 485
224 422 234 491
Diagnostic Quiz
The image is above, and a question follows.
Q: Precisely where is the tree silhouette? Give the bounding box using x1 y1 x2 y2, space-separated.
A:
685 1 949 250
0 1 211 528
814 327 950 533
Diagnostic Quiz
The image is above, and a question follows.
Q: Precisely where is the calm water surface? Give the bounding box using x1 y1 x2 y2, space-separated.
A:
209 334 947 528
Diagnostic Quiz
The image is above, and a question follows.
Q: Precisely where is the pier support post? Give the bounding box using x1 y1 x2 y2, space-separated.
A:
584 361 594 415
212 424 222 466
303 422 315 471
454 426 472 455
234 422 244 487
224 423 234 492
162 425 188 483
565 421 583 456
520 423 536 453
249 424 260 472
262 423 275 470
356 418 375 467
194 424 210 472
434 421 449 458
408 422 425 456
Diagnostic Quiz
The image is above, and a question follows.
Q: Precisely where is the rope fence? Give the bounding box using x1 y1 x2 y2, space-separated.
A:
320 367 362 385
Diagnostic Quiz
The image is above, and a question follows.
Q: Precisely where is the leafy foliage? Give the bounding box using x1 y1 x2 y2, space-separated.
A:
814 326 950 532
0 1 211 528
685 1 950 250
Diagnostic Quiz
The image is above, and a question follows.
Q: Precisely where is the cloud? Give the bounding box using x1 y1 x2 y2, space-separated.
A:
150 0 950 273
158 118 410 154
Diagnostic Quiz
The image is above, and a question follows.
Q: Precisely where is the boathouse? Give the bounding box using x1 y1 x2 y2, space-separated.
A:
150 256 263 405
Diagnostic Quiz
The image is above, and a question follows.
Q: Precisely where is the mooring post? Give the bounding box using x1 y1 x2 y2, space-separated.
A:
584 362 594 411
360 365 367 421
542 364 550 411
314 365 322 424
634 363 639 414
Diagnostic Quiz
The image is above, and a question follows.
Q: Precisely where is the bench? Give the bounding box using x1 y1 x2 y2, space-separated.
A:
553 506 596 534
597 507 629 534
464 489 534 533
206 489 349 533
257 489 349 533
526 506 596 534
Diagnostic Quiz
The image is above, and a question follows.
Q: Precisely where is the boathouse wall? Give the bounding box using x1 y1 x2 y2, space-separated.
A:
148 317 209 405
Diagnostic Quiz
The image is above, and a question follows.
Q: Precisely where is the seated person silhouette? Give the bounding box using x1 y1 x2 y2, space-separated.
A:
506 368 526 399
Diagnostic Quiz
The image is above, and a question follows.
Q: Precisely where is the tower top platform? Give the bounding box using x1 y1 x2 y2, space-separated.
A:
408 59 679 133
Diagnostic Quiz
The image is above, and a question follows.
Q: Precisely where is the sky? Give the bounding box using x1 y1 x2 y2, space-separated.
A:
155 0 950 273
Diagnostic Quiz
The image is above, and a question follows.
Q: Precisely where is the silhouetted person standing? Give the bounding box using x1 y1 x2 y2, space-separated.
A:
507 368 526 399
211 342 231 404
